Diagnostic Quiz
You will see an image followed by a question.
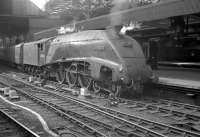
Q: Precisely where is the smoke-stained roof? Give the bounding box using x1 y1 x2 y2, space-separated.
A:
34 0 200 40
45 0 162 20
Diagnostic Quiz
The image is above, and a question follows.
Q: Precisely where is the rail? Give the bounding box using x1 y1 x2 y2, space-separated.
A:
1 73 200 137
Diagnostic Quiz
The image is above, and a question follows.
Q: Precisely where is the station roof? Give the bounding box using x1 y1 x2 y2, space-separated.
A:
0 0 45 17
34 0 200 40
74 0 200 29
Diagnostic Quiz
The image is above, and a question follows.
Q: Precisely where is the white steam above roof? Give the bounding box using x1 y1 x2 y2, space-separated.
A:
30 0 49 11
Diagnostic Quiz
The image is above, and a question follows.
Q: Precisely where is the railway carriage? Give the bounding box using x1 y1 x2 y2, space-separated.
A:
0 43 23 67
14 43 24 65
0 47 5 62
0 45 15 66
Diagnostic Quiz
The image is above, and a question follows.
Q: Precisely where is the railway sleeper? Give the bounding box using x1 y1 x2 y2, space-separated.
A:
3 74 200 137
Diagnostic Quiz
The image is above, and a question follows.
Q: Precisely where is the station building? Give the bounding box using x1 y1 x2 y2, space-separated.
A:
0 0 66 43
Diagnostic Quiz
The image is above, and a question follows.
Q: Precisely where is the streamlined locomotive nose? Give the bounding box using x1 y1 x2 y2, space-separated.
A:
118 62 155 88
118 65 133 85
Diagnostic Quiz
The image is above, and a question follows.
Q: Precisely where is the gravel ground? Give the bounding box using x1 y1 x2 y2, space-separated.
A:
0 96 54 137
76 95 180 125
0 64 199 134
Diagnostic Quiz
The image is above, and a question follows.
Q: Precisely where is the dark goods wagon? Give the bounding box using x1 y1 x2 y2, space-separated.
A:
0 45 16 67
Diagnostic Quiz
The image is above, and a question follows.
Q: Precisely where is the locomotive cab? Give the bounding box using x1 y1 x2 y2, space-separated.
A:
22 38 51 75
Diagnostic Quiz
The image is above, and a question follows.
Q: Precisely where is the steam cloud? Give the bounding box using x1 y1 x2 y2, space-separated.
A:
110 0 138 34
110 0 131 27
110 0 160 34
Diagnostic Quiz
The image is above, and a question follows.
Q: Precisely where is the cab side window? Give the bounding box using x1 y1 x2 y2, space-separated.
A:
38 43 44 51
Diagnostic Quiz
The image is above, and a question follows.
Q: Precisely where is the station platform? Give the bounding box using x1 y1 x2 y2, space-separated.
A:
158 61 200 69
154 66 200 91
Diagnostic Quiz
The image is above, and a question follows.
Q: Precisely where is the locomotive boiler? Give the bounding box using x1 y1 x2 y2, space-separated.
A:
0 30 155 96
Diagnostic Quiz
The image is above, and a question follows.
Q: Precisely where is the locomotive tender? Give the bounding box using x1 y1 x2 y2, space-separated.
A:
0 30 155 96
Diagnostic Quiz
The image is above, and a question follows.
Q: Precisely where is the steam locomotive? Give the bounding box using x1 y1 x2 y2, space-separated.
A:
0 30 155 96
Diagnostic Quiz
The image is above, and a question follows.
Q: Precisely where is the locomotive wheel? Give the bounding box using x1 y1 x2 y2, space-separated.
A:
36 69 43 79
111 84 121 97
23 66 26 72
115 85 122 97
30 67 34 75
27 66 31 74
28 66 32 74
27 67 29 73
78 74 92 89
25 66 28 73
56 66 66 84
66 65 77 88
24 66 28 73
35 69 40 78
31 67 36 76
93 81 101 93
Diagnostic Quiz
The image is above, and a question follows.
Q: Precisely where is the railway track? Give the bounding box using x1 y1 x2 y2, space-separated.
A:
45 79 200 133
0 96 97 137
51 86 200 136
117 97 200 131
0 79 109 137
0 103 40 137
1 73 200 137
42 75 200 135
5 71 200 128
0 73 164 137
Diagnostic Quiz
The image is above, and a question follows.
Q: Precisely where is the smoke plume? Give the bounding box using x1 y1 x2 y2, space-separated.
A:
110 0 130 26
110 0 160 34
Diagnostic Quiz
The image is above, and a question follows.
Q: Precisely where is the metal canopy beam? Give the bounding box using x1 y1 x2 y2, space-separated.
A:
75 0 200 30
34 0 200 40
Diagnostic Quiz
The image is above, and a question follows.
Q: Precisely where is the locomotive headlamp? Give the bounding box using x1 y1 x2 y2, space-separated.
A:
120 77 124 81
119 65 123 73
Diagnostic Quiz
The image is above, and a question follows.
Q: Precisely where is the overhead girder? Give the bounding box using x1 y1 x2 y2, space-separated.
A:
34 0 200 40
75 0 200 30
